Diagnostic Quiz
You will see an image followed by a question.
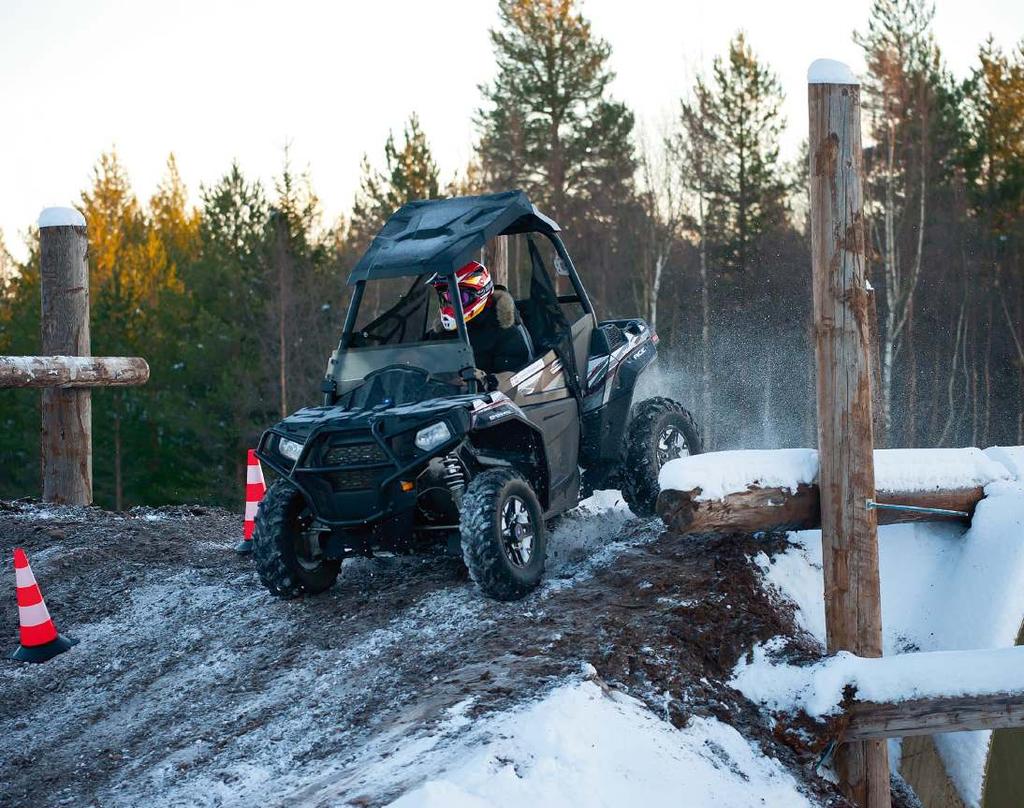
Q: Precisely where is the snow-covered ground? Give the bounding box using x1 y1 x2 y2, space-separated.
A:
12 445 1018 807
384 678 815 808
1 490 839 807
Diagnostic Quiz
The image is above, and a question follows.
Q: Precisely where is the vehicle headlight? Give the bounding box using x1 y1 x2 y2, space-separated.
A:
414 421 452 452
278 437 304 462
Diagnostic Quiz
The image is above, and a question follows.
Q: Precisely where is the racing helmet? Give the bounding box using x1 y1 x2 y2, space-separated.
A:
432 261 493 331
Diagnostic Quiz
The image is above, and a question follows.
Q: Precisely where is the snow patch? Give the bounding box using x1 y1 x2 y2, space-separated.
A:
38 207 86 228
386 680 815 808
807 59 858 85
984 445 1024 480
874 447 1009 492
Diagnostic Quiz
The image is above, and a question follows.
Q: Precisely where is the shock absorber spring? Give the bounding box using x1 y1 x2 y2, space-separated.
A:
441 453 467 497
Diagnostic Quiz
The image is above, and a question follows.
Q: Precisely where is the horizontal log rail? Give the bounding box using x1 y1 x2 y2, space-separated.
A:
845 692 1024 741
752 647 1024 755
657 484 985 535
0 355 150 389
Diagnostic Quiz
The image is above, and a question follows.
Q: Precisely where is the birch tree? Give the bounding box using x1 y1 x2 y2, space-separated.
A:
635 130 686 332
856 0 939 442
675 86 721 445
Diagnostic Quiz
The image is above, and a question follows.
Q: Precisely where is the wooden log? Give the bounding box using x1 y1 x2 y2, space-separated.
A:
657 484 984 536
38 208 92 505
808 60 890 806
845 692 1024 741
0 355 150 389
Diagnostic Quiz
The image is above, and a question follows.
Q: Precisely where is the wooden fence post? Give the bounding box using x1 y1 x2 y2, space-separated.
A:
808 60 891 807
38 207 92 505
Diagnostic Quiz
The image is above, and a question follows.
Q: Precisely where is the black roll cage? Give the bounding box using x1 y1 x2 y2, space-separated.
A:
338 230 593 361
335 230 593 399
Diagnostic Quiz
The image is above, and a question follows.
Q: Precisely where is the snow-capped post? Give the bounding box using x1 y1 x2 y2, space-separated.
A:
808 60 891 808
0 208 150 506
39 208 93 505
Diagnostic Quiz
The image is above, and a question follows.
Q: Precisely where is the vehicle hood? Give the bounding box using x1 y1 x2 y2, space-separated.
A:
270 393 487 442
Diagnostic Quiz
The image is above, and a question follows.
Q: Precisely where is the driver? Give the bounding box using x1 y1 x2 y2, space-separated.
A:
430 261 530 374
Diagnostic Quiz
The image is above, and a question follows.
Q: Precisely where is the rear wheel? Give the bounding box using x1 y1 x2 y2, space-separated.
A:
460 469 547 601
253 480 341 598
621 397 703 518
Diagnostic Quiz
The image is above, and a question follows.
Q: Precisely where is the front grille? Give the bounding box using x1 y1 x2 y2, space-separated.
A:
321 439 390 493
328 467 384 492
324 442 387 466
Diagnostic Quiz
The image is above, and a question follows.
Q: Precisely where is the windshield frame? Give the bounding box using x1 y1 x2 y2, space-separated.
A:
339 273 471 352
329 274 475 398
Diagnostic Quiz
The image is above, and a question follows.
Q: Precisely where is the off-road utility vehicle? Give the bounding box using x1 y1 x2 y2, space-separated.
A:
253 191 702 601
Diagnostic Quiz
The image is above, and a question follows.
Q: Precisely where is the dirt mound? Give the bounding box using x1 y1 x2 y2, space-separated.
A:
1 497 845 807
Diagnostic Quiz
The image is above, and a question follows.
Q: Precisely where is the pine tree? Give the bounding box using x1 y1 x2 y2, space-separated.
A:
961 39 1024 232
350 113 441 250
149 154 200 276
959 40 1024 444
0 229 14 290
265 151 336 417
0 238 41 498
79 152 149 508
156 162 274 505
683 32 788 277
476 0 636 226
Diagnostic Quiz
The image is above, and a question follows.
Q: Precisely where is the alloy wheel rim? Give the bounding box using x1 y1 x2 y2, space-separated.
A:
501 495 534 568
656 425 689 467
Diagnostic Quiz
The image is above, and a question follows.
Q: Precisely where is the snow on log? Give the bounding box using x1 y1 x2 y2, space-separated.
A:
657 448 1010 534
0 355 150 388
731 642 1024 744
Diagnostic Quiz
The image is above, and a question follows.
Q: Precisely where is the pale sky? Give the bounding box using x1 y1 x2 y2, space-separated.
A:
2 0 1022 261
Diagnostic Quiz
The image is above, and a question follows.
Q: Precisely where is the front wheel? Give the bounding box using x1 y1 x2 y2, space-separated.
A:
621 397 703 518
253 480 341 598
460 469 547 601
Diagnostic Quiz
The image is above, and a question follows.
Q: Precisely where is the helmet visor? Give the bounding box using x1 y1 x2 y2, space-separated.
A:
438 288 475 307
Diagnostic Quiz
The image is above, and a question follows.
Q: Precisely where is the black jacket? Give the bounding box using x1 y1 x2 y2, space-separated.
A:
467 290 531 373
429 289 531 374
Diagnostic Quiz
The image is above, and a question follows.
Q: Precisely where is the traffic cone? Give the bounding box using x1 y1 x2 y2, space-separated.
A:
235 449 267 554
12 548 77 663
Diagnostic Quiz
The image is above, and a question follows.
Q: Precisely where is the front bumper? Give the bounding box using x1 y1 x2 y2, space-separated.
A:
256 410 468 528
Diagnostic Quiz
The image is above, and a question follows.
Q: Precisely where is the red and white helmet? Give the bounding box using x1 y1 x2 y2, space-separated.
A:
432 261 493 331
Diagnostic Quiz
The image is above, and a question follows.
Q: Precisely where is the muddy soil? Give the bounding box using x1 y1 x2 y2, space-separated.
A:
0 496 850 807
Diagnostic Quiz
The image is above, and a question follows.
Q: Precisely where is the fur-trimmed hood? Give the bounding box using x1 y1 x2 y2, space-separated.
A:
432 288 517 332
493 288 516 329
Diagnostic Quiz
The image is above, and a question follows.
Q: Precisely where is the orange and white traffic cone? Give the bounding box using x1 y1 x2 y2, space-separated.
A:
12 548 77 663
235 449 267 554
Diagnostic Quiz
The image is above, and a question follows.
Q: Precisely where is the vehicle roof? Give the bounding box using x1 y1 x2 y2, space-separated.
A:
347 190 560 284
